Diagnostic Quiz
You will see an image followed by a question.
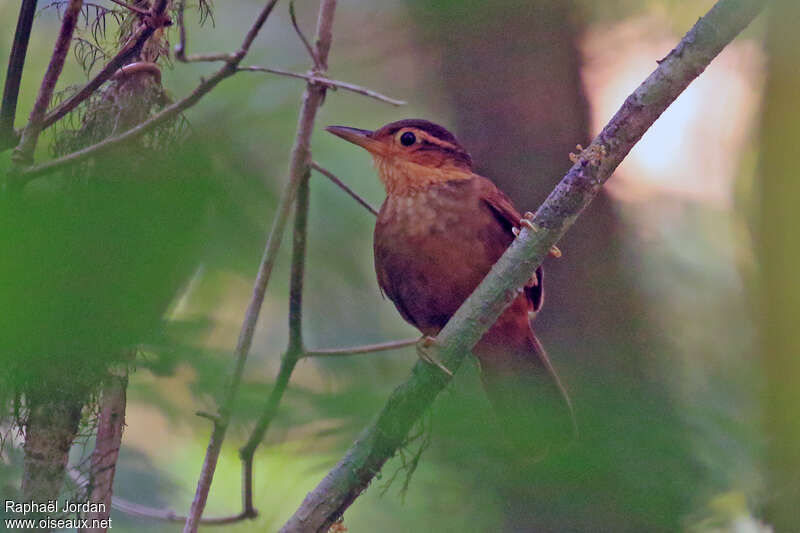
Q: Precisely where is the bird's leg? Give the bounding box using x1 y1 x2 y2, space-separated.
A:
416 336 453 377
513 211 563 258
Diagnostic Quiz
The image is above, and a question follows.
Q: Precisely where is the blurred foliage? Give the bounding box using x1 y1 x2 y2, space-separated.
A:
758 0 800 527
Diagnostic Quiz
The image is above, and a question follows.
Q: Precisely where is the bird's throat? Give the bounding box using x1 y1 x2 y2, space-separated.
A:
374 156 472 196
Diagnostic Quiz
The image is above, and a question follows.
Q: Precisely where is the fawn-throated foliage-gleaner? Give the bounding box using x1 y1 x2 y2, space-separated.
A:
327 119 575 450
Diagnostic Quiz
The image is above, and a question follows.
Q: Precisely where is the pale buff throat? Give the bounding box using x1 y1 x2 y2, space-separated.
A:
373 156 472 196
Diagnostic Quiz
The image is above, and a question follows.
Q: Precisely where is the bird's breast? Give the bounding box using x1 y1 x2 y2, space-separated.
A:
374 179 511 332
378 187 464 237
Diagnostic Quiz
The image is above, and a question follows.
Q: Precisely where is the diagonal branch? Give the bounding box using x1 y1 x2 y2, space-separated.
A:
289 1 322 70
12 0 84 165
311 161 379 216
0 0 38 151
182 1 337 531
278 0 765 531
238 0 284 59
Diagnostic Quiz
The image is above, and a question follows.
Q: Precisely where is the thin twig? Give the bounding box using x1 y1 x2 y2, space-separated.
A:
182 1 337 531
303 338 418 358
12 0 84 165
107 0 149 16
241 453 256 518
279 1 765 531
240 130 311 515
289 1 322 70
179 52 233 63
238 346 300 508
310 161 379 216
175 0 231 63
239 66 406 106
0 0 38 150
237 0 282 59
38 0 171 132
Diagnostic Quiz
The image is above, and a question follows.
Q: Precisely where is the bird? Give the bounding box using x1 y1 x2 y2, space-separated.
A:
326 118 575 450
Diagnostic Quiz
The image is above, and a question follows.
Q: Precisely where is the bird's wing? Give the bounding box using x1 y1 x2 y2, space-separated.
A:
373 218 424 330
479 177 544 312
375 257 420 329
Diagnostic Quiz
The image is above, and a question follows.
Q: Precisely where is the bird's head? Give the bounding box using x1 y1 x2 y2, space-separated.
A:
326 119 473 195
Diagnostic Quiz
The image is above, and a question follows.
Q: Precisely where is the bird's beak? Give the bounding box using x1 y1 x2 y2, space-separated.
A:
326 125 385 155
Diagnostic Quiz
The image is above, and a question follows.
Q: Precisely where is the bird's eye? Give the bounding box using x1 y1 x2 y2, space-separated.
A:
399 131 416 146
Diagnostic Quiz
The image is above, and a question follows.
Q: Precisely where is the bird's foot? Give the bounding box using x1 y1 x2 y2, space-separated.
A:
520 211 536 230
416 336 453 376
512 212 537 236
512 212 563 258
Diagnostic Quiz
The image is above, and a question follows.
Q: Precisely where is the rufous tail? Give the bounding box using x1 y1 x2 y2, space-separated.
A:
475 325 577 455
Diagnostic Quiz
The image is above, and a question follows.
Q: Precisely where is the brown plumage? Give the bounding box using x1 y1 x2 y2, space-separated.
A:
327 119 574 449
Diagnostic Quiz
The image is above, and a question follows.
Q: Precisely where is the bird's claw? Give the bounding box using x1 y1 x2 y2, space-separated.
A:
512 211 561 258
416 336 453 376
519 212 536 231
513 213 536 236
513 212 562 257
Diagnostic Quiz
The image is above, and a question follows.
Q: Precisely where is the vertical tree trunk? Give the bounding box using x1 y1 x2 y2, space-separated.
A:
759 0 800 529
22 395 83 513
